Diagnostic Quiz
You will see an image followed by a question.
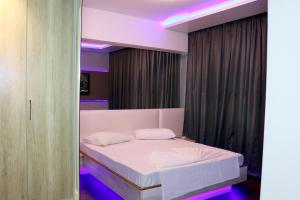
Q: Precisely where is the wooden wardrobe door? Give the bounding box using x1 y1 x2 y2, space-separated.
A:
0 1 28 200
26 0 80 199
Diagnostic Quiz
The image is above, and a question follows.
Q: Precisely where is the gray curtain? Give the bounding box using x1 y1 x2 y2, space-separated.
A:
184 14 267 176
109 48 180 109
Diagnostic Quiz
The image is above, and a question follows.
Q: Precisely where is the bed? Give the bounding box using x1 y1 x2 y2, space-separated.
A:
80 108 247 200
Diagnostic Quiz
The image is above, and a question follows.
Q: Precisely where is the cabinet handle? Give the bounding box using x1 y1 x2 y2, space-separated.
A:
29 100 32 120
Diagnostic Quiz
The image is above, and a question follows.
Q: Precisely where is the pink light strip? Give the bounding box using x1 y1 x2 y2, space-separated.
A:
161 0 256 27
81 42 112 50
185 186 232 200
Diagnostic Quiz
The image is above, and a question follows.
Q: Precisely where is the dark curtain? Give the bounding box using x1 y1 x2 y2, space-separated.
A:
184 14 267 176
109 48 180 109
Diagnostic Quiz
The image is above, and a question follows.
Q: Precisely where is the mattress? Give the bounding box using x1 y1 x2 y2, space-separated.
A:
80 138 244 192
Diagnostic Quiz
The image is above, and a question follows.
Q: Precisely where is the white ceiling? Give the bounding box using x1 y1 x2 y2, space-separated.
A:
168 0 267 32
83 0 267 34
83 0 217 21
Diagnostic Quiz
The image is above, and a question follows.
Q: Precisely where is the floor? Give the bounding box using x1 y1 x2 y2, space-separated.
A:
80 173 261 200
209 177 261 200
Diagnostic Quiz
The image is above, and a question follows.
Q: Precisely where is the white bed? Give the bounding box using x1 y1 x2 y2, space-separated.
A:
80 109 247 200
81 138 244 199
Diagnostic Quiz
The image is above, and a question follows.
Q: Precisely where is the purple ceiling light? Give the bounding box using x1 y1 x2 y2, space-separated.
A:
80 100 109 103
161 0 256 27
81 42 112 50
81 66 109 73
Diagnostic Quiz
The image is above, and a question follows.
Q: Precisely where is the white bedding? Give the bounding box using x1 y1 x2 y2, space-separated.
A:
80 138 244 199
148 147 224 169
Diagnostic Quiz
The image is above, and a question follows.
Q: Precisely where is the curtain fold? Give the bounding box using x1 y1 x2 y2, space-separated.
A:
184 14 267 176
109 48 180 109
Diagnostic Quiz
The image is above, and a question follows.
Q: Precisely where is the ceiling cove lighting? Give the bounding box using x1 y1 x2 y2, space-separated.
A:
161 0 256 27
81 42 112 50
80 100 109 103
81 66 109 73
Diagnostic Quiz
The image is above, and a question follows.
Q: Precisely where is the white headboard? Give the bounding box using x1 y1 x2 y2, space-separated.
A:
80 108 184 138
159 108 184 137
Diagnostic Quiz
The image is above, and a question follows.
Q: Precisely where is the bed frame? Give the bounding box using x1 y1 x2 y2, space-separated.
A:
80 109 247 200
81 151 247 200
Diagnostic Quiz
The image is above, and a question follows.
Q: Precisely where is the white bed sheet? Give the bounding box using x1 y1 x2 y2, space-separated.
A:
80 138 244 199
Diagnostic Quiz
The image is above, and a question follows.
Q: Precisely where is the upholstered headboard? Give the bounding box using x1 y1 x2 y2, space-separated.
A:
159 108 184 137
80 108 184 138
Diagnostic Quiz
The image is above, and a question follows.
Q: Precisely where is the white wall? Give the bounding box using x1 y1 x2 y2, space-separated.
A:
82 7 188 53
261 1 300 199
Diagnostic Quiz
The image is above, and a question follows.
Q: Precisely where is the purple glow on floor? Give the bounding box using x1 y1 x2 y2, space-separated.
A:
185 186 232 200
161 0 256 27
81 66 109 72
80 100 109 103
80 167 249 200
80 167 89 175
80 172 123 200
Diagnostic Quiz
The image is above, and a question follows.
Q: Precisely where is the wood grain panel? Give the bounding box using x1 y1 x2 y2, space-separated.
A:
26 0 80 199
0 1 28 200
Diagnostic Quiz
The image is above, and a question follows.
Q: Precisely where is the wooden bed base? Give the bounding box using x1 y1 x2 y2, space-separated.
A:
81 152 247 200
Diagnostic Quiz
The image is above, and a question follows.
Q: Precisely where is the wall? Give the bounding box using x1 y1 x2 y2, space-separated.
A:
80 50 187 110
80 101 109 110
81 50 109 69
80 72 109 100
260 1 300 199
81 7 189 108
80 50 109 110
82 7 188 53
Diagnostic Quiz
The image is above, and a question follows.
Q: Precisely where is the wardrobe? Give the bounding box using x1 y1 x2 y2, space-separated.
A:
0 0 81 199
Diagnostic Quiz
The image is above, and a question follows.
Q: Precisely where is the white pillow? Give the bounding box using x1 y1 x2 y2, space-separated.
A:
135 128 176 140
82 132 131 146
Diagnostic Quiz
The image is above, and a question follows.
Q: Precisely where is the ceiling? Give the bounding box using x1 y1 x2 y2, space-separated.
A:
83 0 223 22
81 45 124 53
83 0 267 43
168 0 267 32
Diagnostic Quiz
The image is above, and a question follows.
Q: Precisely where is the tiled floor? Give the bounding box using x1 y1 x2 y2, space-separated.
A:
80 174 260 200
